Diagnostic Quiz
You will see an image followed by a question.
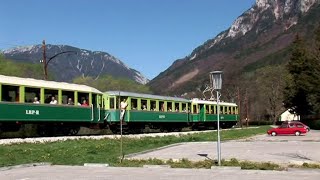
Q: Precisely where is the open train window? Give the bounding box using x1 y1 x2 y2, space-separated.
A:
175 102 180 112
167 102 173 111
109 97 115 109
208 105 213 114
141 99 148 110
25 87 40 103
182 103 187 112
159 101 165 111
220 106 224 114
151 100 157 111
62 90 74 105
44 89 58 104
205 105 209 114
193 104 197 114
78 92 89 106
131 98 138 110
1 85 19 102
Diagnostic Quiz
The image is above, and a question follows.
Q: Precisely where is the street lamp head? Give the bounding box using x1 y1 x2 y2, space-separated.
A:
210 71 223 90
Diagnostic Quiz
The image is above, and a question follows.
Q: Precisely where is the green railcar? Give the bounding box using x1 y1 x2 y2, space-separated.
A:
0 75 104 135
103 91 239 132
190 99 239 129
103 91 191 132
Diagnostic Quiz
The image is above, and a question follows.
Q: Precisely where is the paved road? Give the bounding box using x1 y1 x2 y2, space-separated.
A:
1 129 320 180
1 165 320 180
128 130 320 165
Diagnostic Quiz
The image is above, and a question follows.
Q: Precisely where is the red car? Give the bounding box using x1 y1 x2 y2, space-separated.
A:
267 122 308 136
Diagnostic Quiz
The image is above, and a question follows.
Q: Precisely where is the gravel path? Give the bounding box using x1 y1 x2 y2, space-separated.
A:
0 130 217 145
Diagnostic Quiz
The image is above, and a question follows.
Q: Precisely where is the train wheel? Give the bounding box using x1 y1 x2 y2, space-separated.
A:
37 126 51 137
69 127 80 136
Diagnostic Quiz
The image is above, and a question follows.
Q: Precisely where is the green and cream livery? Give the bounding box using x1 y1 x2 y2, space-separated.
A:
0 75 239 135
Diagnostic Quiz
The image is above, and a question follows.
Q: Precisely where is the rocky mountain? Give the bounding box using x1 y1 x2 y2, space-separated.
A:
149 0 320 96
1 44 148 84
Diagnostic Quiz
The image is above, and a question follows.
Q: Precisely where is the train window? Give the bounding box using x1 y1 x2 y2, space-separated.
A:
116 96 120 109
167 102 173 111
109 97 115 109
188 103 191 113
78 92 89 106
131 98 137 110
141 99 148 110
174 102 180 112
25 87 40 103
220 106 224 114
193 105 197 114
44 89 58 104
62 90 74 105
119 96 128 109
205 105 209 114
159 101 165 111
151 100 157 111
182 103 187 112
1 85 19 102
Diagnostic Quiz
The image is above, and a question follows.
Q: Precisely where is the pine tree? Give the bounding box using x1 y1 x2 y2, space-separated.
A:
283 34 320 115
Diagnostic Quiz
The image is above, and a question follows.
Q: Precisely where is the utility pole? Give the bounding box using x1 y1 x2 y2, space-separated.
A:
42 40 48 80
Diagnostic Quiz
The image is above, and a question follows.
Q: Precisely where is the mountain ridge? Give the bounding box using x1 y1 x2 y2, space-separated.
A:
149 0 320 96
1 44 149 84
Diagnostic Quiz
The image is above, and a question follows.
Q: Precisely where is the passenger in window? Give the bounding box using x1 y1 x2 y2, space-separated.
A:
161 104 165 111
67 98 74 105
50 96 57 104
131 102 136 110
120 98 128 120
168 107 172 112
81 99 89 106
142 104 147 110
153 106 157 111
33 97 40 104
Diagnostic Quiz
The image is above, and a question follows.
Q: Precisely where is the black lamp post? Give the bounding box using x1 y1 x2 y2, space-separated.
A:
210 71 223 166
41 40 77 80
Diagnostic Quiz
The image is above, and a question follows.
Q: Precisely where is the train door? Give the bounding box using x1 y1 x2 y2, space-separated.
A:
199 104 205 122
91 94 101 123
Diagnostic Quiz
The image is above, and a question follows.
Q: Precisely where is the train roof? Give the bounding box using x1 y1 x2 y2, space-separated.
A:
191 99 237 106
104 91 190 102
0 75 102 94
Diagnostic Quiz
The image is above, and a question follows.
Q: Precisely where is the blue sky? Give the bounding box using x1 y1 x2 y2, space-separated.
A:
0 0 255 79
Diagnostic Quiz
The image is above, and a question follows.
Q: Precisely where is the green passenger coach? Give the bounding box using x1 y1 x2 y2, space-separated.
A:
190 99 239 129
103 91 191 133
0 75 239 136
103 91 239 133
0 75 104 135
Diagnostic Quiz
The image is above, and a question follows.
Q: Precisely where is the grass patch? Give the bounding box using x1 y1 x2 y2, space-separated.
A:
289 162 320 169
116 158 284 171
0 126 270 167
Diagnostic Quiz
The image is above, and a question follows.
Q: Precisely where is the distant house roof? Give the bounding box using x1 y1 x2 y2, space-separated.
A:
0 75 101 94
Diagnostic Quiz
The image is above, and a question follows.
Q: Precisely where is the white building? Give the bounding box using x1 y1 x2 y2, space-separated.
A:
279 109 300 121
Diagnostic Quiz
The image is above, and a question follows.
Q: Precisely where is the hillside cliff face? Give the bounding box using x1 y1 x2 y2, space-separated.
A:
149 0 320 96
1 44 149 84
